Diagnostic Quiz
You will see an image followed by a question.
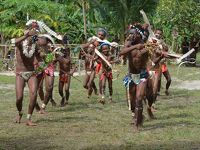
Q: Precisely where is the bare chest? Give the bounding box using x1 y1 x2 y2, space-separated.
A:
130 48 148 59
59 58 70 68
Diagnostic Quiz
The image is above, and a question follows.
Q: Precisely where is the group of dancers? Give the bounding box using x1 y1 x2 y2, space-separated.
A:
12 19 173 131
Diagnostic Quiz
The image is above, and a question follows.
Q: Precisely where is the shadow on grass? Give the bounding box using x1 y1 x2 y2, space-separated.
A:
160 104 187 111
143 110 198 130
161 112 190 119
80 141 200 150
46 101 104 113
159 94 189 100
35 115 93 123
35 112 102 123
0 136 62 150
144 120 199 131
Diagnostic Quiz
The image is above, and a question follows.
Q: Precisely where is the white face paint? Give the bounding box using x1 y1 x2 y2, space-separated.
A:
155 30 163 40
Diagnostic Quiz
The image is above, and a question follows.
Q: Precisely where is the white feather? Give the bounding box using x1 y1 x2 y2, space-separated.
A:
38 34 55 44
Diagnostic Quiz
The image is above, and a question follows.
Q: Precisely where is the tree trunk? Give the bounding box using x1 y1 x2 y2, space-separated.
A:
82 0 87 41
0 33 5 58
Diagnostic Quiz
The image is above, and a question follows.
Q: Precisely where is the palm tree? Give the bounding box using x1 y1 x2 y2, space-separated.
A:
88 0 158 42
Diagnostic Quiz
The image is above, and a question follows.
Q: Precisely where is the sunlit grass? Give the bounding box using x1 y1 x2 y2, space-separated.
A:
0 64 200 149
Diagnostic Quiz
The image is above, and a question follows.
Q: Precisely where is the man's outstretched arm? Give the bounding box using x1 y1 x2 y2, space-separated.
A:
119 42 144 56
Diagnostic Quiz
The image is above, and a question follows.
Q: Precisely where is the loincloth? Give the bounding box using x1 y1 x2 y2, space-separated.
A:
85 70 92 75
161 63 168 73
148 67 160 79
148 71 156 79
123 70 149 87
100 71 113 81
96 63 102 74
36 71 43 78
59 73 69 83
44 63 55 77
16 71 35 81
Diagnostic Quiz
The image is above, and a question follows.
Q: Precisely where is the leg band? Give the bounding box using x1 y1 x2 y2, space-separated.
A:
41 103 46 109
27 114 31 120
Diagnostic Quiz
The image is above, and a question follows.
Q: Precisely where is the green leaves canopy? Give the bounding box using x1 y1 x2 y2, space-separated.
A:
152 0 200 45
0 0 199 46
0 0 96 43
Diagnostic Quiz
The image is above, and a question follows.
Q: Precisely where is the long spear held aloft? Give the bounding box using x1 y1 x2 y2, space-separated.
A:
176 48 195 64
94 48 112 69
140 9 155 39
161 48 195 64
140 10 195 63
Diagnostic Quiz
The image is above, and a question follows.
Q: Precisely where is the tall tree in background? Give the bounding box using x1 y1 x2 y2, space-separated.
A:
0 0 199 46
152 0 200 48
0 0 98 43
0 0 158 43
89 0 158 42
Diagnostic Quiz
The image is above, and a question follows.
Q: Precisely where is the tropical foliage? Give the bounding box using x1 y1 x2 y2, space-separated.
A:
0 0 98 43
90 0 158 41
0 0 199 46
152 0 200 45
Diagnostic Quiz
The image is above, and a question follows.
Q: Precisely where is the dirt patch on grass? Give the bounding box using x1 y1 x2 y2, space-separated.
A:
0 84 15 89
173 80 200 90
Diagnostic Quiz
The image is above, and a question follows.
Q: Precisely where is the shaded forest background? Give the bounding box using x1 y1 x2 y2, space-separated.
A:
0 0 199 50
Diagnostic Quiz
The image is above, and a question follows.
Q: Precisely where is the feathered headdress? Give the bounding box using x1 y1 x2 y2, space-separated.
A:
26 20 62 40
129 23 145 40
38 34 55 44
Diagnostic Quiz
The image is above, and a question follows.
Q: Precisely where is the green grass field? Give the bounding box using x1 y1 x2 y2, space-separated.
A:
0 63 200 150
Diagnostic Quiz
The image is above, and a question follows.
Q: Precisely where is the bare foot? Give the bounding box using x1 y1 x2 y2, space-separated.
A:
61 101 68 107
151 107 157 112
39 108 46 114
133 125 140 132
165 90 169 96
151 105 157 112
94 89 98 95
26 120 37 126
15 114 23 123
60 98 66 107
50 99 57 107
133 121 144 132
65 100 69 105
147 107 156 119
35 103 41 112
60 101 68 107
108 97 113 103
35 108 41 112
98 99 105 105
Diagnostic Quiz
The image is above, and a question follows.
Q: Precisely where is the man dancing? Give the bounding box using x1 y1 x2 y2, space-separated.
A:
145 36 168 116
34 34 57 112
119 24 149 130
80 28 108 98
99 43 117 104
36 35 56 114
13 23 39 126
81 43 98 98
57 44 76 106
155 29 171 95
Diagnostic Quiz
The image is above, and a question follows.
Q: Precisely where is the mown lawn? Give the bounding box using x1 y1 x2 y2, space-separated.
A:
0 63 200 150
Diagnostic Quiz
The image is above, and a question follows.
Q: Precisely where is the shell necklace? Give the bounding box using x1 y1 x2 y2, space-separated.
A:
22 39 36 58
